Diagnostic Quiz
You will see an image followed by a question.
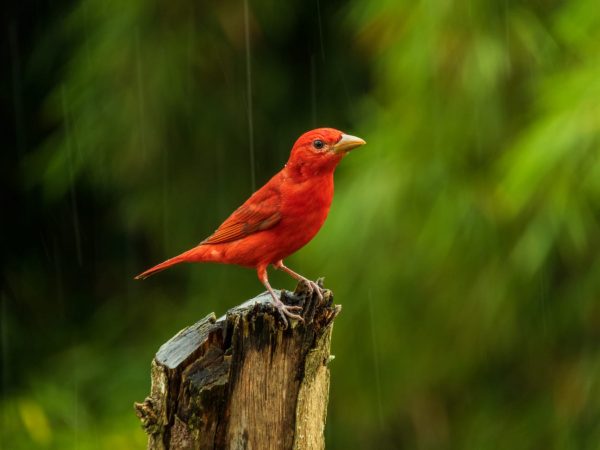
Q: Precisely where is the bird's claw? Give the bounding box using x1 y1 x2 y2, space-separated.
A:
303 279 324 301
284 304 303 312
273 299 304 329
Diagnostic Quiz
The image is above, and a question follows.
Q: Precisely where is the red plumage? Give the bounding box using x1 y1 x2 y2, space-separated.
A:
135 127 365 325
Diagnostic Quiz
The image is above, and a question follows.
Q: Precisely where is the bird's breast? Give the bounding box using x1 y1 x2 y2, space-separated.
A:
275 174 335 253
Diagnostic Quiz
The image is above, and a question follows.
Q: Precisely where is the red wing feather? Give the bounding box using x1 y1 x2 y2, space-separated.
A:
201 186 282 245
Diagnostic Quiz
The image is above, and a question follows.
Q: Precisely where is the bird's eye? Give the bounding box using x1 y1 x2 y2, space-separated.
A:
313 139 325 150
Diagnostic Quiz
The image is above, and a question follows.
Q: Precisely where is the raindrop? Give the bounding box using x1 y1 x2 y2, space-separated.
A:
243 0 256 192
1 293 9 439
316 0 325 62
368 290 385 430
310 55 317 127
135 29 148 162
539 271 548 336
9 21 25 156
61 85 83 266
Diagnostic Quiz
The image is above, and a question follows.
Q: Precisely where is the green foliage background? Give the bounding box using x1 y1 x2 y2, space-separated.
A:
2 0 600 448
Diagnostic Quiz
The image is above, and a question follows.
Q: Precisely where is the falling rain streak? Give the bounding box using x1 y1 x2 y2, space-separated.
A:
368 291 385 430
9 22 25 155
135 29 148 162
312 0 325 128
311 55 317 127
243 0 256 192
1 293 9 442
162 134 170 253
61 85 83 266
316 0 325 62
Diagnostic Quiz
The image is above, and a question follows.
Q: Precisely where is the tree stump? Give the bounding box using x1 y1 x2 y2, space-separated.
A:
134 281 340 450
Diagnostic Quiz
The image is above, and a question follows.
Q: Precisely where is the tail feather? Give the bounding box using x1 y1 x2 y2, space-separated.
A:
134 256 185 280
134 247 209 280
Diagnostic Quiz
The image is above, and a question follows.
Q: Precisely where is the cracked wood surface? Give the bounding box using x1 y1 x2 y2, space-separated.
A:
134 281 340 450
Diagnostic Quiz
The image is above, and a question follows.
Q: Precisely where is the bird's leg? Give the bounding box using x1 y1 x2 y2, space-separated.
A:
273 261 324 301
257 265 304 327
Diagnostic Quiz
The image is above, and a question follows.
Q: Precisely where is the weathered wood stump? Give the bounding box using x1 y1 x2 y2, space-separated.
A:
134 281 340 450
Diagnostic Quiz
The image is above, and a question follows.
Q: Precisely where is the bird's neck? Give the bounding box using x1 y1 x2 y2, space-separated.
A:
284 156 342 181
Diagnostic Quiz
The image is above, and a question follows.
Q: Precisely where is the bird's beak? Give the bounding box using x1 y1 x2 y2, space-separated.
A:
333 134 366 154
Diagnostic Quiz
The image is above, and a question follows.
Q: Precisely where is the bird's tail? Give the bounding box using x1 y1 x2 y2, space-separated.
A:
134 246 210 280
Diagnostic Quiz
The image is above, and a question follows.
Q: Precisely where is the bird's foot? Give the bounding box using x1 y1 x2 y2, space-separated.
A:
272 298 304 329
305 279 324 301
279 278 325 325
291 277 324 301
283 278 326 306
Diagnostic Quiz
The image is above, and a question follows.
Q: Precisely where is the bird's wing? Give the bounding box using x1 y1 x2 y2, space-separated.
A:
201 186 282 245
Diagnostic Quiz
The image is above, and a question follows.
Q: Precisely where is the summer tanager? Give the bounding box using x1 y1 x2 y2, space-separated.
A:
135 128 366 325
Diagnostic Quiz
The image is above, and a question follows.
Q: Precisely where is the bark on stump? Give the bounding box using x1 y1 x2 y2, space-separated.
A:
134 281 340 450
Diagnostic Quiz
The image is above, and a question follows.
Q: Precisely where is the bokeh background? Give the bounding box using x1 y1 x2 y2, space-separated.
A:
2 0 600 448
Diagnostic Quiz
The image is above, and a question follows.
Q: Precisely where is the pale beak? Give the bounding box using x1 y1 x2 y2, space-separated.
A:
333 133 366 154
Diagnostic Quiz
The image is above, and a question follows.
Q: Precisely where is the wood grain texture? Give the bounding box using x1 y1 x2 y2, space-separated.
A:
135 281 340 450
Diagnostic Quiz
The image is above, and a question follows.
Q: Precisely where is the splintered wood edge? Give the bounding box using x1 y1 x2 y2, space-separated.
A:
135 314 220 439
155 313 218 369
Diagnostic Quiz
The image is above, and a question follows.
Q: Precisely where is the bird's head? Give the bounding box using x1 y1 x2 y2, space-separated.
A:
286 128 366 176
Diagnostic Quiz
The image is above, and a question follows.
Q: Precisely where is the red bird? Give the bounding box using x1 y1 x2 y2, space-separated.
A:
135 128 366 325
